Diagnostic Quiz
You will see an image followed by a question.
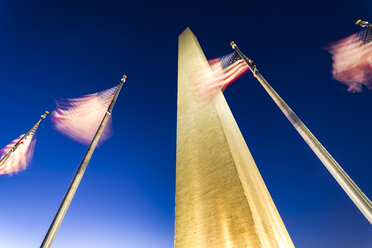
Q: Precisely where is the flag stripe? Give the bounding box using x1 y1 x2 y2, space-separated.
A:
193 52 249 100
0 123 39 175
328 27 372 92
51 85 118 145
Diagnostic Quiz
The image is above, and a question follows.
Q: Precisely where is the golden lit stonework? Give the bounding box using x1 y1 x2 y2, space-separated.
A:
175 28 294 248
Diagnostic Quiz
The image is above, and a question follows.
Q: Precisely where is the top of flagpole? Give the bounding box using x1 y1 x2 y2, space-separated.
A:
356 19 372 28
121 75 127 82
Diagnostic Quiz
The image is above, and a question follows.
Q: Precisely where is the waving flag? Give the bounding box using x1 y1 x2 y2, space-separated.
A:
194 52 249 100
209 51 249 89
0 130 37 175
51 86 118 145
327 27 372 92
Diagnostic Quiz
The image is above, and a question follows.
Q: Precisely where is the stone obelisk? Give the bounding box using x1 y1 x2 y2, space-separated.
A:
175 28 294 248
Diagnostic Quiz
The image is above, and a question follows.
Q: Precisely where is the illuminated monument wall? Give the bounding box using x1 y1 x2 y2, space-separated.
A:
175 28 295 248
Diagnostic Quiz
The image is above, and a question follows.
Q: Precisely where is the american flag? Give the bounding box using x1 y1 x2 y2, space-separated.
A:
328 27 372 92
0 126 38 175
208 51 249 89
51 85 118 145
193 52 249 100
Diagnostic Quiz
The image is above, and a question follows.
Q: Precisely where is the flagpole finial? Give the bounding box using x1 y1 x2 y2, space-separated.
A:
41 111 49 118
356 19 372 28
121 75 127 82
230 41 237 49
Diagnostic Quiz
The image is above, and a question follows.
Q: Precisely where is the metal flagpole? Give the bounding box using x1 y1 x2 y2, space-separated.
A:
41 75 127 248
230 42 372 224
0 111 49 168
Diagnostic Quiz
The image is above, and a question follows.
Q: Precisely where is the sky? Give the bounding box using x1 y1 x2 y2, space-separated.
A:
0 0 371 247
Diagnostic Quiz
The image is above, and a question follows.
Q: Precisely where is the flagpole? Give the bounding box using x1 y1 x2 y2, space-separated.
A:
230 42 372 224
40 75 127 248
0 111 49 168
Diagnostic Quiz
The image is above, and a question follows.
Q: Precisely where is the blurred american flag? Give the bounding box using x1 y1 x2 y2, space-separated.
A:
208 51 249 89
0 127 38 175
51 85 118 145
194 52 249 100
328 27 372 92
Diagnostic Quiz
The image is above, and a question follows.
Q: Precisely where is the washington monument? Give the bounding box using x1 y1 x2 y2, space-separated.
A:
174 28 294 247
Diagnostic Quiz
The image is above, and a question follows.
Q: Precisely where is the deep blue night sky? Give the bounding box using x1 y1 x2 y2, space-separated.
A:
0 0 371 247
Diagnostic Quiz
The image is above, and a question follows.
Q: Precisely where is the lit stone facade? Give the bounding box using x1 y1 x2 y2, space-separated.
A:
175 28 294 248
